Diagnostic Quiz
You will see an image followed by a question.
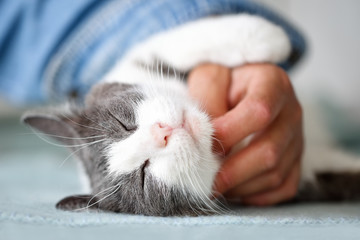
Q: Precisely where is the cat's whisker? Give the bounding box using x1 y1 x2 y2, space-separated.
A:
160 60 164 81
150 61 156 82
58 139 107 168
182 166 219 214
177 178 202 216
156 58 160 78
191 178 227 215
211 136 226 156
60 113 107 132
27 127 106 149
173 64 177 79
167 61 170 77
182 171 209 214
82 113 112 132
192 165 229 214
18 132 106 141
176 148 213 215
173 151 203 216
105 111 119 131
85 183 122 211
146 61 157 85
145 62 152 82
74 184 121 212
187 150 229 214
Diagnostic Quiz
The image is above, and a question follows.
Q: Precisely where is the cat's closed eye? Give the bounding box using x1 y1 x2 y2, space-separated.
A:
107 110 137 132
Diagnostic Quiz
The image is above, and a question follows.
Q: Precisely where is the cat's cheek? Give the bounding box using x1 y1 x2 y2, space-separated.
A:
106 131 150 175
147 157 177 185
148 142 220 197
184 105 214 141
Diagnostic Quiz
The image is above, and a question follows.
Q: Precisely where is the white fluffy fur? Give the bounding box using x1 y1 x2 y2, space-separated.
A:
107 79 219 196
102 14 360 198
104 14 290 84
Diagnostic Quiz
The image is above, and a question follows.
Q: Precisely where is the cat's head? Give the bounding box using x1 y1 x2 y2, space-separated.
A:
23 79 221 216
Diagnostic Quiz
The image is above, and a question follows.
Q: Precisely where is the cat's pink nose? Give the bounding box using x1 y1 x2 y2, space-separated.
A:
151 123 173 148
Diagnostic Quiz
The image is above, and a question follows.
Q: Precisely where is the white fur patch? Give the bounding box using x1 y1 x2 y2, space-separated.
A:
107 79 219 196
76 161 92 194
104 14 291 84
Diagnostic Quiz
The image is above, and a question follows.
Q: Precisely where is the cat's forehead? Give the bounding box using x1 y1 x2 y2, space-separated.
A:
81 82 143 128
86 82 143 107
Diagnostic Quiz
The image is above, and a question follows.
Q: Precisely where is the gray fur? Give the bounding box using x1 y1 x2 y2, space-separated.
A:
88 169 214 216
56 195 100 211
297 172 360 202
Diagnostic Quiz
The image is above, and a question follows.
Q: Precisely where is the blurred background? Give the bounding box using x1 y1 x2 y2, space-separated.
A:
258 0 360 144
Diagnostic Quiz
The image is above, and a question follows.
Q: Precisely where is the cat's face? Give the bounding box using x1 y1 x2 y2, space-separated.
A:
23 80 221 216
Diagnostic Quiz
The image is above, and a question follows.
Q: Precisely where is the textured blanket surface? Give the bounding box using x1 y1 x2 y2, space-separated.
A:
1 118 360 240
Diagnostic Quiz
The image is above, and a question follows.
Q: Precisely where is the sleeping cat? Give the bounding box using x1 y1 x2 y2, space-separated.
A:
23 14 360 216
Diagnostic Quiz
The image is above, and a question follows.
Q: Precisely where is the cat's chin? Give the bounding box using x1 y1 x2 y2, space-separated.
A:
93 169 220 216
107 130 219 199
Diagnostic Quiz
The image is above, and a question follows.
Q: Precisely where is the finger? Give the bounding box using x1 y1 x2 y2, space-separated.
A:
214 64 293 150
213 77 286 150
187 63 230 119
213 104 298 195
241 160 301 206
224 131 303 199
228 63 285 107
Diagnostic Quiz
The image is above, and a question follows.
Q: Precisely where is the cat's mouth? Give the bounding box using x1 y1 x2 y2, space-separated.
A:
141 159 150 189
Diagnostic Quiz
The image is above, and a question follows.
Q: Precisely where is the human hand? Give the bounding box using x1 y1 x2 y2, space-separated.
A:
187 63 303 206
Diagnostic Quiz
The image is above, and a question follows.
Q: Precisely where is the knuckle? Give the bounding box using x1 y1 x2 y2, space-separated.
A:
277 67 292 90
194 71 216 84
190 64 228 84
262 64 291 90
251 100 273 128
263 143 280 170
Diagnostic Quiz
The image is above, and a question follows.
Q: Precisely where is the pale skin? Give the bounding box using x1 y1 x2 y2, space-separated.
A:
187 63 303 206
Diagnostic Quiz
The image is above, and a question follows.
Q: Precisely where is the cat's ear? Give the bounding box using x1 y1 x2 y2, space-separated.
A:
22 111 80 146
56 195 99 211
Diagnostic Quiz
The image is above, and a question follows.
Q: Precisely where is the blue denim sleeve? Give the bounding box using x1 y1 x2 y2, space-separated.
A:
0 0 306 105
0 0 106 105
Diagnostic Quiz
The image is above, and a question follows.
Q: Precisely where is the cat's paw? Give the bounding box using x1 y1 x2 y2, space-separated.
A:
126 14 291 71
56 194 99 211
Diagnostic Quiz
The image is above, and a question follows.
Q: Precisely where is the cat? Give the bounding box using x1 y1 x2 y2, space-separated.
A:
22 14 360 216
